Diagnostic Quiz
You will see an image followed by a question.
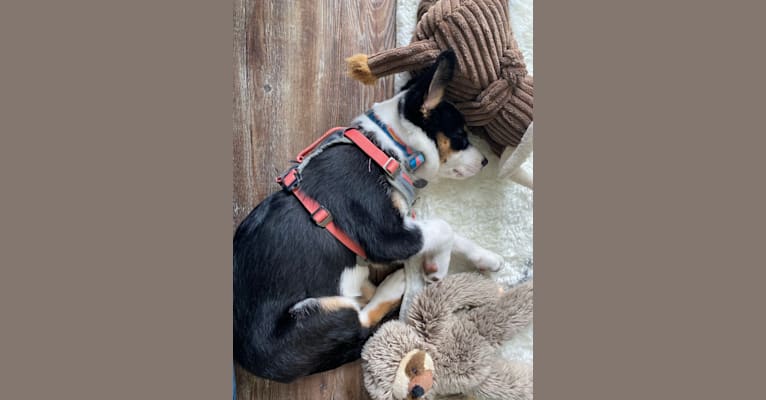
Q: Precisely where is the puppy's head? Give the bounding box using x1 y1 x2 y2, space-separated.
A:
401 50 488 179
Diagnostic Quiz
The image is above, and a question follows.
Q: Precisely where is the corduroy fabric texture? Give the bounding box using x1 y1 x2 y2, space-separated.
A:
347 0 533 154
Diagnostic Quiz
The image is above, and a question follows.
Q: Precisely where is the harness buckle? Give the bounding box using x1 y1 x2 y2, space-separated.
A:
311 206 333 228
383 157 400 177
276 165 301 192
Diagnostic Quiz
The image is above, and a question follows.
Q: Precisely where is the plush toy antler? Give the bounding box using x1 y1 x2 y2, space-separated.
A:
347 0 533 156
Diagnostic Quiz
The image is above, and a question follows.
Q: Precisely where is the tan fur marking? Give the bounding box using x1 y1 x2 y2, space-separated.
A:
391 191 409 216
360 281 376 303
318 296 356 312
362 298 400 328
420 105 431 119
436 132 454 163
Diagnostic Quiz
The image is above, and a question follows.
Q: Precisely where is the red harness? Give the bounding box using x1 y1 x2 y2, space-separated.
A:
276 127 416 260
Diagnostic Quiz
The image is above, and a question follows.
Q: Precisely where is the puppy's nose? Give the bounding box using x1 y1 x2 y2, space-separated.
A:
481 157 489 167
410 385 425 398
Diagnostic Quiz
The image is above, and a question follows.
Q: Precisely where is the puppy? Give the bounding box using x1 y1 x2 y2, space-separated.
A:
233 50 504 383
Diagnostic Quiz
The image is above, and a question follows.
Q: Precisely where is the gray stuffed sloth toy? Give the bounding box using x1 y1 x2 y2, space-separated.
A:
361 273 533 400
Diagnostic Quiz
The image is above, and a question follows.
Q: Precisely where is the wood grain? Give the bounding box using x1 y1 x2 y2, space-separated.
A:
233 0 397 398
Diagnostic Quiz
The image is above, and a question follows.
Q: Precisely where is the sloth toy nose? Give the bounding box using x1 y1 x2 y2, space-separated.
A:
410 385 425 398
481 157 489 167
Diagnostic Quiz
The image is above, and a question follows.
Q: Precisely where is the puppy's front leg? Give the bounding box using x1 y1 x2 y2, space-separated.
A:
408 218 455 282
453 234 505 272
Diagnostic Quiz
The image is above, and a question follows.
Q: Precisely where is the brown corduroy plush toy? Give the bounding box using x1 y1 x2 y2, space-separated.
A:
346 0 533 157
361 273 533 400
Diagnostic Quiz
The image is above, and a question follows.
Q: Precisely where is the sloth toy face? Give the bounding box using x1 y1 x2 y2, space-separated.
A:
392 349 435 399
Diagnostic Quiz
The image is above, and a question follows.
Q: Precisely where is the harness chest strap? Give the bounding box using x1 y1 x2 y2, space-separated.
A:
278 167 367 258
344 128 418 209
343 128 414 185
276 126 419 259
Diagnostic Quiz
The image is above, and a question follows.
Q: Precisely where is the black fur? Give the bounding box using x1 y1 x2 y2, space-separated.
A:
233 50 469 382
402 50 472 152
233 145 419 382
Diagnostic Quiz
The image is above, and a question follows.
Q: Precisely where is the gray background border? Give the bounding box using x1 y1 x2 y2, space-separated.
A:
1 0 764 398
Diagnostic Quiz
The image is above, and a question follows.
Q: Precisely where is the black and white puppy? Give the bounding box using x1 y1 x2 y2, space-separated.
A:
233 50 504 383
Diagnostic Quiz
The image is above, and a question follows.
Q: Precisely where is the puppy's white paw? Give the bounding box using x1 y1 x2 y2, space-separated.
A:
423 252 451 283
471 248 505 272
375 269 406 302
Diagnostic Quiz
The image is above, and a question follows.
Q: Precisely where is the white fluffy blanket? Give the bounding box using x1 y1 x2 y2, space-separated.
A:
395 0 534 365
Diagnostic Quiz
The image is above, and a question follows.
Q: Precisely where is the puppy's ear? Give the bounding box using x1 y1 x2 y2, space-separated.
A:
421 50 457 115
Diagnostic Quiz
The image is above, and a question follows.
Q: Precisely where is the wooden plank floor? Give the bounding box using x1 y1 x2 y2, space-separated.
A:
233 0 396 398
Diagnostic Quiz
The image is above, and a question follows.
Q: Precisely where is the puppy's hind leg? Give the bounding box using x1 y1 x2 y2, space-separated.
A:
358 269 405 328
269 299 370 381
359 280 377 306
289 296 360 319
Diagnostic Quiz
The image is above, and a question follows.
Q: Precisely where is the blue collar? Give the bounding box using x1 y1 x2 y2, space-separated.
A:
365 110 425 172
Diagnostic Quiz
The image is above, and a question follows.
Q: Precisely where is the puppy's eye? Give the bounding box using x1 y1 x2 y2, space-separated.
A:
454 137 468 148
411 367 418 374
